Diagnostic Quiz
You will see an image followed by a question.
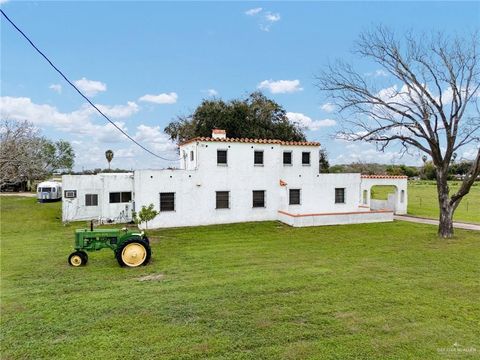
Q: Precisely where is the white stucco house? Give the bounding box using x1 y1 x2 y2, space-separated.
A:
62 129 407 228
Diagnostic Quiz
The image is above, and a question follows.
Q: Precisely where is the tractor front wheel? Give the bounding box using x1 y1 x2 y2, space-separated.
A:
68 251 88 267
116 239 151 267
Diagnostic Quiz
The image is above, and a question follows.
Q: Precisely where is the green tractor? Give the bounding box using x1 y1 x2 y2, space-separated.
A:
68 223 151 268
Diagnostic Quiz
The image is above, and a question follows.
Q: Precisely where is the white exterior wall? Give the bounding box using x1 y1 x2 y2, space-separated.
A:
279 173 361 214
360 177 408 215
278 210 393 227
62 173 134 222
135 141 285 228
61 139 407 228
133 142 366 229
180 142 198 170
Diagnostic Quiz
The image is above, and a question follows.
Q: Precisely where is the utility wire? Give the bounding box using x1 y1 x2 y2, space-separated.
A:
0 9 181 162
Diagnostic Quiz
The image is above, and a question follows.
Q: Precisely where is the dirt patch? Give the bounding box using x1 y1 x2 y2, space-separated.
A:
138 273 165 282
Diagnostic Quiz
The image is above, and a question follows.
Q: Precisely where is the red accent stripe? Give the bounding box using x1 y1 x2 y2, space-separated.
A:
180 137 321 147
361 175 407 179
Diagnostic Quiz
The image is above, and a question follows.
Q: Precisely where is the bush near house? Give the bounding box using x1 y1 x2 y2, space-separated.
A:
1 196 479 359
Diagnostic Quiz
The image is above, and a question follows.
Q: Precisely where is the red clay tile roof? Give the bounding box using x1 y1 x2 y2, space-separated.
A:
180 137 320 147
361 175 408 179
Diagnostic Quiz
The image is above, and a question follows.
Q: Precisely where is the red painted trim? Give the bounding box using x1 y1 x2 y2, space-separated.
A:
179 137 321 147
278 209 393 218
361 175 407 179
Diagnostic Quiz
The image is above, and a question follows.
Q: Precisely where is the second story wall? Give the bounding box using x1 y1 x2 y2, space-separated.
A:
180 140 320 175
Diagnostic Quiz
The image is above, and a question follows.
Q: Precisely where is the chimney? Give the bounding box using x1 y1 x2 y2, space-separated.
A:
212 129 226 139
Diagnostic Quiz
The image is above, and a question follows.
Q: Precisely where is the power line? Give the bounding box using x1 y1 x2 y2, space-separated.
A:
0 9 181 162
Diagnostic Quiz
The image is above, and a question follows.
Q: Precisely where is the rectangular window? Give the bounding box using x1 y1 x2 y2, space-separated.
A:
289 189 301 205
283 151 292 165
252 190 266 208
190 150 194 161
64 190 77 198
109 192 132 203
335 188 346 204
160 192 175 211
216 191 229 209
217 150 227 165
109 192 120 203
302 152 311 165
85 194 98 206
121 192 132 202
254 150 264 165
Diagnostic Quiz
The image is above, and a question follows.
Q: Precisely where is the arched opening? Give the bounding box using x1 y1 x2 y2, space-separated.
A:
370 185 398 211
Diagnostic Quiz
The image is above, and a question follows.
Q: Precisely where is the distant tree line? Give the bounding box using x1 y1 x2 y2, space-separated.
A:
66 168 132 175
327 161 476 180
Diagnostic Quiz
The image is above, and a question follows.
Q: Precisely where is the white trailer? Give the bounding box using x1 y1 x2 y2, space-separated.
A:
37 181 62 202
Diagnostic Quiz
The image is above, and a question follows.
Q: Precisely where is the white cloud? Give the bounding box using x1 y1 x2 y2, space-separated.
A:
332 142 416 164
0 96 179 169
245 7 262 16
365 69 389 77
139 92 178 104
245 7 281 31
74 77 107 97
49 84 62 94
94 101 139 118
0 0 9 4
114 147 136 159
0 96 131 142
462 147 479 160
203 89 218 97
134 124 177 152
334 131 368 142
287 112 337 131
258 79 302 94
320 102 336 113
265 12 281 22
259 12 281 32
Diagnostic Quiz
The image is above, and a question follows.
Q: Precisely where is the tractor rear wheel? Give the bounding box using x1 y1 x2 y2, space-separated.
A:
79 251 88 264
116 239 151 267
68 251 87 267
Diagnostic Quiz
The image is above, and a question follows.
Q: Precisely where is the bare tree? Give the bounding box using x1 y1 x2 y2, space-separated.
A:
0 120 75 188
316 27 480 238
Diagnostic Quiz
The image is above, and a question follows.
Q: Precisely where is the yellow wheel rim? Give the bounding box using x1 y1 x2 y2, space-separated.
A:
121 243 147 267
70 255 82 267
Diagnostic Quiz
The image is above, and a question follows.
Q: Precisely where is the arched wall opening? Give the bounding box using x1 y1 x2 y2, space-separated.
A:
370 185 399 211
359 175 408 215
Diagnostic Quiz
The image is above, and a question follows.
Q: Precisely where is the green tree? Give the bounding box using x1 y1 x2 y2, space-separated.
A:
105 150 114 170
134 204 159 230
319 149 330 173
421 161 437 180
386 165 419 178
42 139 75 172
165 92 306 144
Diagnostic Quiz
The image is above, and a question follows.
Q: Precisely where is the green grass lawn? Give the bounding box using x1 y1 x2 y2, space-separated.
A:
1 197 479 359
371 181 480 224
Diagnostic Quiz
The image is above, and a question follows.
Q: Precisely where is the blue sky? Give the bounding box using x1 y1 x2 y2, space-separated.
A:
1 1 479 170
